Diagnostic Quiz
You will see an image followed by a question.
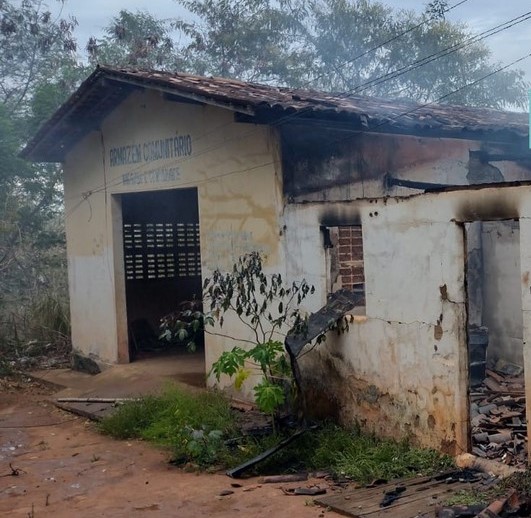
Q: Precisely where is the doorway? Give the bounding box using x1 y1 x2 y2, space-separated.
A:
465 220 526 467
121 188 204 370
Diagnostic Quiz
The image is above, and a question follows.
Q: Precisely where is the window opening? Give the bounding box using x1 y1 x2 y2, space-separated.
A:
325 225 365 300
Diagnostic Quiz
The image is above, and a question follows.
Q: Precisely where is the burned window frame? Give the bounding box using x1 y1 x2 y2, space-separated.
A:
324 225 365 301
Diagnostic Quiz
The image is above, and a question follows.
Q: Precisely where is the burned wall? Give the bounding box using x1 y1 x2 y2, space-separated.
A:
281 125 531 202
283 185 531 454
284 198 469 454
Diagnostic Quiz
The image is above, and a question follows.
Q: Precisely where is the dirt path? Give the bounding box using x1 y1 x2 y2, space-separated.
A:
0 377 333 518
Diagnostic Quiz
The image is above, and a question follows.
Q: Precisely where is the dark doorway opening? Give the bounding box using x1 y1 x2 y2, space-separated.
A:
121 188 204 369
464 220 526 467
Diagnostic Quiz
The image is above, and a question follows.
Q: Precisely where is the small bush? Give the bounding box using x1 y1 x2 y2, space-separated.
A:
0 288 71 371
98 394 168 439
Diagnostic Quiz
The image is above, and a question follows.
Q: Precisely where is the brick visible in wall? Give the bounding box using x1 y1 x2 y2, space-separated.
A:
337 225 365 291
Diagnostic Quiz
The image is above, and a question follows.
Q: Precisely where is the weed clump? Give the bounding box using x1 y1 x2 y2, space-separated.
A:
99 386 453 479
99 386 239 467
301 424 453 483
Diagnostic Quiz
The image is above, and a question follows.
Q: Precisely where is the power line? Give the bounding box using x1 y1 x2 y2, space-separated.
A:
295 0 472 91
66 2 531 209
354 11 531 94
64 48 531 224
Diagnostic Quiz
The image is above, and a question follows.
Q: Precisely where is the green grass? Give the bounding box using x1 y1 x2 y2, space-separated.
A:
299 424 453 483
442 469 531 507
99 385 453 480
444 489 488 507
99 386 238 466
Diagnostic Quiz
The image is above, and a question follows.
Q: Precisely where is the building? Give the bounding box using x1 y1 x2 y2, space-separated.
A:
23 66 531 456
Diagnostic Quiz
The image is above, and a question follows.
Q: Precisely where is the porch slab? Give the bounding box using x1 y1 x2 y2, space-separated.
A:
28 351 206 421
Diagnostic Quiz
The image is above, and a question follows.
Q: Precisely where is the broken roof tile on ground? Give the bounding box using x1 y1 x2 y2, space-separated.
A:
470 368 527 469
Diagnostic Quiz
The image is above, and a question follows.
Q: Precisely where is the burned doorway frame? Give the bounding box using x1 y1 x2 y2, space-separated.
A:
459 217 525 462
111 188 203 364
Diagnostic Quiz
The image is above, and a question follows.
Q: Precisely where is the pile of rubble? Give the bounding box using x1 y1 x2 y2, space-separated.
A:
438 488 531 518
471 362 527 468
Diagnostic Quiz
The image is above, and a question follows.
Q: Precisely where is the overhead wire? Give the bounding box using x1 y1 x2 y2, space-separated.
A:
64 2 531 216
353 10 531 94
288 0 472 91
64 0 474 204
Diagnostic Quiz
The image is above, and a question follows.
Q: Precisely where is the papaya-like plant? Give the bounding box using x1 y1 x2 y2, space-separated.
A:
161 252 316 418
160 252 357 421
205 252 315 418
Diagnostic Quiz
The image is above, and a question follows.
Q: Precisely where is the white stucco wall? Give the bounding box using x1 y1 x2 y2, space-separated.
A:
283 185 531 453
63 89 284 377
283 197 468 453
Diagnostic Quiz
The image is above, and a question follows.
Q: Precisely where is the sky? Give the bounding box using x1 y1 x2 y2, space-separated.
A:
50 0 531 84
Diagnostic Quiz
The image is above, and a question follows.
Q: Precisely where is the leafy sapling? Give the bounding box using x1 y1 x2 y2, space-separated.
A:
205 252 315 418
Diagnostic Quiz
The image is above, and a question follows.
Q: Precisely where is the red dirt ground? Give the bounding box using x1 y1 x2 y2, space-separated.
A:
0 376 334 517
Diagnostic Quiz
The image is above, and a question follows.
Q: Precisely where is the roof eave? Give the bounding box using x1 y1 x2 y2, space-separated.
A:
20 66 258 162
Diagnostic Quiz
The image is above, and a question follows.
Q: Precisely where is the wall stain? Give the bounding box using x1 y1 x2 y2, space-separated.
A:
434 325 443 341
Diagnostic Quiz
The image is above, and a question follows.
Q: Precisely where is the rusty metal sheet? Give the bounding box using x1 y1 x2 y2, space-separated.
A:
285 289 364 357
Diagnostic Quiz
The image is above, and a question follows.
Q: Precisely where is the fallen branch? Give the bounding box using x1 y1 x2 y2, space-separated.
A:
262 473 308 484
0 464 25 477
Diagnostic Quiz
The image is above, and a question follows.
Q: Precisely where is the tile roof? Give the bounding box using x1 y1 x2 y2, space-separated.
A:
22 66 529 161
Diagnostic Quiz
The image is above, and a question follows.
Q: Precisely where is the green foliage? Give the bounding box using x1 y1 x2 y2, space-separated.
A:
444 469 531 507
101 393 453 479
204 252 314 346
183 427 224 465
277 423 453 483
202 252 318 416
87 9 185 70
0 357 13 377
210 340 292 414
444 489 486 507
210 342 291 414
88 2 530 108
0 0 78 115
95 0 527 108
210 347 248 379
304 0 528 108
160 301 211 352
253 379 285 414
162 252 317 416
0 1 86 363
99 385 239 466
27 290 70 341
98 394 168 440
174 0 311 84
